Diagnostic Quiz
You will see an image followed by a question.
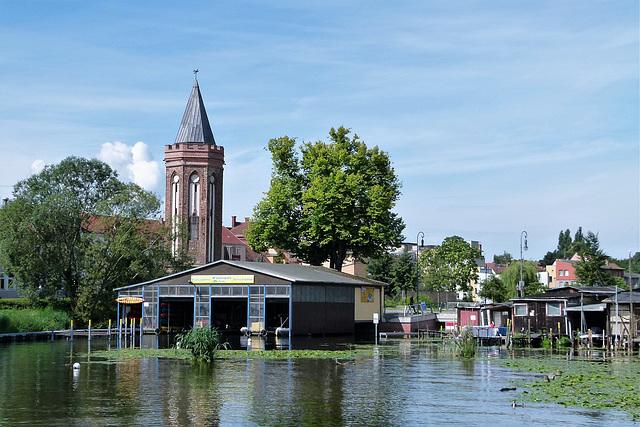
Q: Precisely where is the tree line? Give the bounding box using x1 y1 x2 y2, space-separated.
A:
0 157 193 326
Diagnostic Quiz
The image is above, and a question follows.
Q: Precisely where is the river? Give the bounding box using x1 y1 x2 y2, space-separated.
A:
0 337 633 426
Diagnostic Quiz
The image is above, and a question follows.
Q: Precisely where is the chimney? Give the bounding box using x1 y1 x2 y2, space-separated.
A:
244 217 250 223
231 216 237 227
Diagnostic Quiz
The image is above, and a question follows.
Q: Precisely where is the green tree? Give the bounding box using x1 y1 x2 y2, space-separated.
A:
389 250 415 297
574 226 584 244
573 231 616 287
246 127 405 271
0 157 193 325
557 229 572 259
478 275 510 303
501 260 544 297
493 252 512 264
366 252 394 284
420 236 480 303
539 250 558 267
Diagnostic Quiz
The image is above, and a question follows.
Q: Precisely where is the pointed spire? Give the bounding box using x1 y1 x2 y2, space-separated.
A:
174 77 216 145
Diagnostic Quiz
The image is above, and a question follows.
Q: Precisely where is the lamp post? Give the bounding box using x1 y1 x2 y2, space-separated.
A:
520 231 528 298
630 250 634 343
416 231 424 306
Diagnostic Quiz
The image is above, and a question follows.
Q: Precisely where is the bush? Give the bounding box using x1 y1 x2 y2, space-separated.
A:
177 326 227 362
0 307 71 333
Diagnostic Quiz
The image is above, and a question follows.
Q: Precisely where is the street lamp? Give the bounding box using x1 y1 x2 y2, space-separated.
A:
520 231 528 298
416 231 425 306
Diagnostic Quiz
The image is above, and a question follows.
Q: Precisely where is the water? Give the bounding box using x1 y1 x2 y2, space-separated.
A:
0 338 633 426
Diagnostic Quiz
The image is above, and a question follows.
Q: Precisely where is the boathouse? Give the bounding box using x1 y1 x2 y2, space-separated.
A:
114 260 386 336
511 286 616 337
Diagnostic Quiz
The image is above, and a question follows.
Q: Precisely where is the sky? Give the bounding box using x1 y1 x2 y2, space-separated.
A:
0 1 638 263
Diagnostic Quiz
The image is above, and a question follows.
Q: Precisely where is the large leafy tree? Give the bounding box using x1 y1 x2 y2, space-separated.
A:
419 236 481 302
246 126 405 271
0 157 193 324
478 275 510 303
573 231 617 287
501 260 544 297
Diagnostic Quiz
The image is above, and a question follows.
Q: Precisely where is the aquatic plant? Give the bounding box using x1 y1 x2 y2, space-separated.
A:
444 327 475 357
501 354 640 419
176 326 228 362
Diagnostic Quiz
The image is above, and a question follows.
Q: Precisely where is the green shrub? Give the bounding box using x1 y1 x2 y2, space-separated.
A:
541 336 552 348
0 307 71 333
556 336 572 348
177 326 228 362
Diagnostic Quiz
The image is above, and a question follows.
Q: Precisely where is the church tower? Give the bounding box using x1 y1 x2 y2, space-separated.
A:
165 76 224 265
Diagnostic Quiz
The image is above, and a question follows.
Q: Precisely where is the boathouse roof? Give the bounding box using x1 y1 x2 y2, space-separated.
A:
115 260 386 291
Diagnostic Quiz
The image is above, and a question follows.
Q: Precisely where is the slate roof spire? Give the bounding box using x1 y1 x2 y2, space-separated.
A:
174 74 216 145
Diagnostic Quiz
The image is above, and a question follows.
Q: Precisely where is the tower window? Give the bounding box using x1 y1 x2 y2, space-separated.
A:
189 173 200 239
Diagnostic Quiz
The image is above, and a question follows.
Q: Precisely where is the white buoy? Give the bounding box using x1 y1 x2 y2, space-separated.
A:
72 362 81 370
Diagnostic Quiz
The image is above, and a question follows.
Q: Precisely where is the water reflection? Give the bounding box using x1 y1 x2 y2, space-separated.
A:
0 338 635 426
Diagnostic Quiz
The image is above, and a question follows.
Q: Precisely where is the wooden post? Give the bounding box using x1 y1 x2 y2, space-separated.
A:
70 320 74 342
131 318 135 349
51 320 54 342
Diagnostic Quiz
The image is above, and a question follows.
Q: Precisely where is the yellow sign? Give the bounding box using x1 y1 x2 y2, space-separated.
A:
116 296 144 304
360 287 375 303
191 275 255 284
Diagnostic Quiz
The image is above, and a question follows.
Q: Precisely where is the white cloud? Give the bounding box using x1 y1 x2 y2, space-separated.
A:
30 159 46 174
98 141 160 191
129 141 161 191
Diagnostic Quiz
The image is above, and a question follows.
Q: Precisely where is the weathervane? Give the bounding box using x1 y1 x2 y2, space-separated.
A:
193 69 199 80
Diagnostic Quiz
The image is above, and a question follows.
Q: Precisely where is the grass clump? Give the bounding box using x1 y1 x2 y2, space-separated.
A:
177 326 228 362
444 327 475 357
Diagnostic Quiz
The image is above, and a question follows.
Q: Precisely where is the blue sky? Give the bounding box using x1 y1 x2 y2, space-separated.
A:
1 1 638 262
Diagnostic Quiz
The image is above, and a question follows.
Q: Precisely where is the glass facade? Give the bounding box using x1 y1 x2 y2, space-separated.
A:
117 284 290 331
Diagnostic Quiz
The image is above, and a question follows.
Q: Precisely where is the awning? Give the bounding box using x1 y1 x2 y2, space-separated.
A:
564 303 606 312
116 296 144 304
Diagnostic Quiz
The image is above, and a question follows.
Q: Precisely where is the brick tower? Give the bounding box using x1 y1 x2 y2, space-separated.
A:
164 76 224 265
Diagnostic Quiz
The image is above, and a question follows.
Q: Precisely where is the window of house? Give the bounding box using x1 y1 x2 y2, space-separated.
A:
514 304 527 316
564 270 569 276
559 270 564 277
547 302 562 316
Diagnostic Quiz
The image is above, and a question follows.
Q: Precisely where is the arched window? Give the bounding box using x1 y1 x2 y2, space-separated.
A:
207 174 215 262
171 175 180 254
189 173 200 239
